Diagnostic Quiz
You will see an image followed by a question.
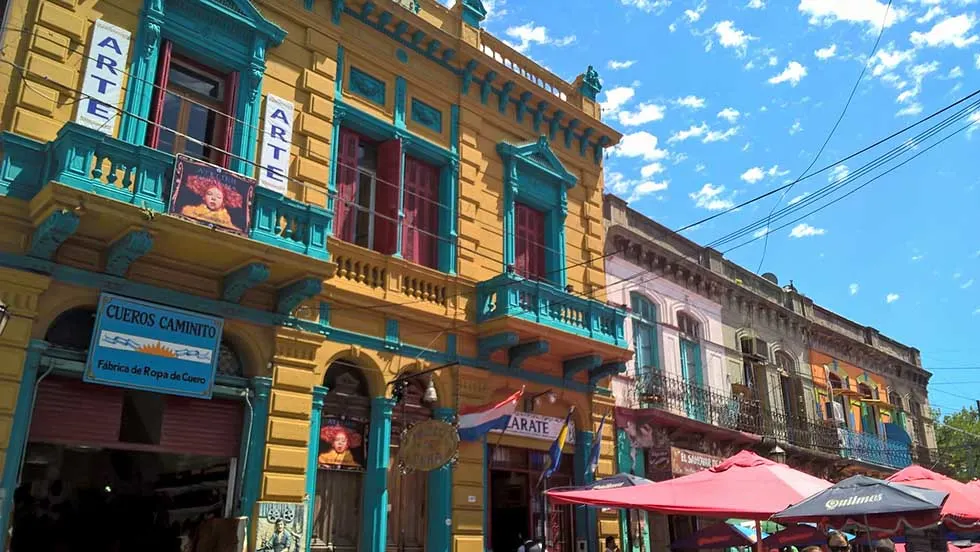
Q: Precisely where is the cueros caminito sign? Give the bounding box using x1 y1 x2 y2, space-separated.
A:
85 293 224 399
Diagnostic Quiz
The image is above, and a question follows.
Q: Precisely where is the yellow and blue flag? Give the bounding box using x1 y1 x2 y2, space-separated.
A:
539 407 574 486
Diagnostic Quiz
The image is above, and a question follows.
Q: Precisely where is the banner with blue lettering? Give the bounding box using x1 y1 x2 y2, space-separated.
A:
85 294 224 399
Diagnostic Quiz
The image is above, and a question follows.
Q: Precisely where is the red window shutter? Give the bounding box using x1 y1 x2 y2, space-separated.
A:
219 71 239 169
160 395 243 458
147 40 173 148
334 128 360 242
374 139 402 255
514 203 545 280
29 377 125 447
403 157 440 269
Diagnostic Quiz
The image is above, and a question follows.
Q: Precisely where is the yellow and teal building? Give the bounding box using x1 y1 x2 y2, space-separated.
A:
0 0 630 551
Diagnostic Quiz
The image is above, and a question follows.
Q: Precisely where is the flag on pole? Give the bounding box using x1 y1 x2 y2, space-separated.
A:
457 388 524 441
587 412 607 476
538 407 574 486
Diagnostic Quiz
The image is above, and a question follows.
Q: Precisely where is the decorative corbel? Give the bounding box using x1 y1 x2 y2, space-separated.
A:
377 11 393 27
498 81 515 114
222 262 271 303
563 118 580 149
594 136 611 164
28 209 80 260
393 21 409 38
442 49 456 62
548 110 564 141
461 60 478 95
361 0 375 18
477 332 518 358
515 91 532 123
276 277 323 315
426 39 441 56
411 30 425 47
480 71 497 105
578 128 594 156
331 0 345 24
563 354 601 379
533 101 547 132
508 340 549 371
590 362 627 386
105 229 154 277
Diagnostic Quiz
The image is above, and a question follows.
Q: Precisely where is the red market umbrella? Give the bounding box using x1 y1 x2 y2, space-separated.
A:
888 466 980 528
546 450 831 518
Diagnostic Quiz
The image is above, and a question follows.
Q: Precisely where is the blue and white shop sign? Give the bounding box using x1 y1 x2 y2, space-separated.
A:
85 294 224 399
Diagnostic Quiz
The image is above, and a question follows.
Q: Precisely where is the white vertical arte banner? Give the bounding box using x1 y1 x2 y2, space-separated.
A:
258 94 295 194
75 19 132 135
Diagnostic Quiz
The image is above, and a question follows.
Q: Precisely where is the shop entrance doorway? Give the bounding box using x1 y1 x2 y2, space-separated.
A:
488 446 574 552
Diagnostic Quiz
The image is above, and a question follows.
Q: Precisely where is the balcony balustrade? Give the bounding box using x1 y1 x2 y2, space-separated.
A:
838 427 912 470
0 123 331 260
475 271 627 346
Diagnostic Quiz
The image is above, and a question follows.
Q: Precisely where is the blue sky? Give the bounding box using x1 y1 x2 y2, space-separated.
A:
462 0 980 416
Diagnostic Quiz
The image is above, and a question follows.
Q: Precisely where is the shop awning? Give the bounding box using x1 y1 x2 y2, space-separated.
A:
888 465 980 529
546 450 831 519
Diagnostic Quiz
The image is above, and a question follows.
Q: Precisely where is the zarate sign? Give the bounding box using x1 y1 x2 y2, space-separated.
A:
490 412 576 444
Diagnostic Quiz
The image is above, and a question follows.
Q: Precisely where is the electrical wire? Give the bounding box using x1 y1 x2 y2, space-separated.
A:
754 0 894 273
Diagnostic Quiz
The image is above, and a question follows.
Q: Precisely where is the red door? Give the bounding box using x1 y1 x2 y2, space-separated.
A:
514 203 545 280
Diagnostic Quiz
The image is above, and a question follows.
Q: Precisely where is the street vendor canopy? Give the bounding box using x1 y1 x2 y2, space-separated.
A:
546 450 831 518
888 466 980 528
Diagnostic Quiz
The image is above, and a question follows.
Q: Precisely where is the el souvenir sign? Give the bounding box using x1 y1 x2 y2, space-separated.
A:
85 294 223 399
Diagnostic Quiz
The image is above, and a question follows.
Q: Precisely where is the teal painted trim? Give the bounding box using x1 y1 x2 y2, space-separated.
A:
304 0 315 10
222 262 270 303
241 376 272 518
395 77 408 128
361 397 396 552
575 431 596 552
319 301 331 327
305 385 328 551
331 0 344 24
446 333 458 359
28 209 80 260
427 407 455 552
438 162 458 274
0 132 47 199
349 66 387 106
326 45 345 237
119 2 163 145
396 48 409 63
252 188 332 260
335 46 346 99
393 147 406 259
105 230 155 277
410 98 443 134
384 318 400 351
450 105 460 155
461 0 488 26
335 102 456 166
0 341 46 534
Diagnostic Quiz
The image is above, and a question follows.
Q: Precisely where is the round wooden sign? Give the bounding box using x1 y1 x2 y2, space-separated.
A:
399 419 460 472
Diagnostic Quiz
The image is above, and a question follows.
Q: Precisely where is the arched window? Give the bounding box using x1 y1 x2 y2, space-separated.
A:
775 351 795 375
857 383 879 436
315 361 371 552
826 373 850 429
677 312 701 339
827 372 843 390
630 293 659 376
889 390 904 410
45 307 96 351
858 383 874 399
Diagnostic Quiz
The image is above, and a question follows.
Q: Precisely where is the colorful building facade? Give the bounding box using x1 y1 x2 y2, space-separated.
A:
0 0 629 551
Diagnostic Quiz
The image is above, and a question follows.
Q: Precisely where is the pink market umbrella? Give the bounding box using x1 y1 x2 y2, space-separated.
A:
546 450 832 518
888 466 980 529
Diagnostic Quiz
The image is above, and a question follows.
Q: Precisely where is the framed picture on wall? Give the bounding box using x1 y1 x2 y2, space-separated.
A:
169 155 255 236
318 416 368 472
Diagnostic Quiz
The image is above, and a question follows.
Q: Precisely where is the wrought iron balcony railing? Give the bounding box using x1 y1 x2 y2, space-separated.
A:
838 427 912 470
635 370 839 454
475 271 627 346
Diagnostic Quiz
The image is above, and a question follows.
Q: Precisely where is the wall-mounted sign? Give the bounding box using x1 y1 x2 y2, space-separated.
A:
399 419 459 472
255 502 306 552
257 94 295 194
170 155 256 235
75 19 132 134
489 412 576 444
670 446 723 477
318 415 367 472
85 294 223 399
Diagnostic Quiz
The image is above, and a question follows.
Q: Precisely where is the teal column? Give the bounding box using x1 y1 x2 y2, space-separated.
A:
241 377 271 518
0 340 47 535
427 407 455 552
361 397 396 552
305 386 328 551
574 431 596 552
119 0 163 144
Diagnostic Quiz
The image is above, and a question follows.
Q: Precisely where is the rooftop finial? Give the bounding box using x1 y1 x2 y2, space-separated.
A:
579 65 602 100
461 0 487 27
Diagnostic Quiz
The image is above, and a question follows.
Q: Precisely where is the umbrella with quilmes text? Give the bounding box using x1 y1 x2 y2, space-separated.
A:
761 524 856 548
888 466 980 529
772 475 949 532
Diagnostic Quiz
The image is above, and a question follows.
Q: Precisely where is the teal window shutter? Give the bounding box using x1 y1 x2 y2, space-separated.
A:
629 293 659 377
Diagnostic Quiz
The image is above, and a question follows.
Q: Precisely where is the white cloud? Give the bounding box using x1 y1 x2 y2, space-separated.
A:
954 272 962 280
690 183 736 211
619 0 671 13
789 120 803 134
768 61 808 86
504 23 576 52
711 21 756 57
669 23 678 33
789 223 826 238
675 95 707 109
968 111 980 138
613 131 669 162
741 165 789 183
962 279 975 289
829 164 850 182
976 53 980 69
849 283 860 295
799 0 905 28
815 44 838 60
917 6 945 24
911 254 924 262
668 123 709 143
684 1 707 22
704 127 740 142
788 192 809 205
910 14 978 49
886 293 900 304
753 226 772 238
948 66 965 79
618 103 667 126
870 45 916 78
974 307 980 316
717 107 741 123
600 86 636 115
897 103 924 116
628 180 670 201
640 162 665 178
608 60 637 70
695 163 706 173
606 172 669 202
746 0 765 8
768 56 779 67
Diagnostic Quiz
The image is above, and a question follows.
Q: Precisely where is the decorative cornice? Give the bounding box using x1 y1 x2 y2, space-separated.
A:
104 229 154 277
222 262 271 303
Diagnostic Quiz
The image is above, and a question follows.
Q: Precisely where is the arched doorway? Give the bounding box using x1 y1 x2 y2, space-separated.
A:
313 360 371 552
11 306 248 552
388 376 433 552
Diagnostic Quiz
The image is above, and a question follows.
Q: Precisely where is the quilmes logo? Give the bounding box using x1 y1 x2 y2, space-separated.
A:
825 494 884 511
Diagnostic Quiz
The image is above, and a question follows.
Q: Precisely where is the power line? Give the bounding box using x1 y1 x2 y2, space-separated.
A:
754 0 894 273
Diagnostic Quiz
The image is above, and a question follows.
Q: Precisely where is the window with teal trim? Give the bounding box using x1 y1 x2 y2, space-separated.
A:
497 137 577 287
676 312 702 386
629 292 658 378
